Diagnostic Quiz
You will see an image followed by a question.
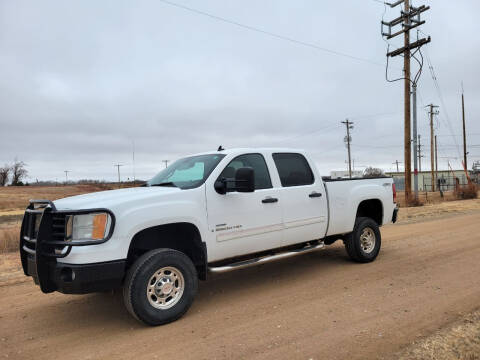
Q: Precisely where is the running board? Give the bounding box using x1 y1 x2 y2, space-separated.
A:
208 242 325 273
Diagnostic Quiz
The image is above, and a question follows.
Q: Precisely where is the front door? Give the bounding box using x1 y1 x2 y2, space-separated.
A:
206 153 283 261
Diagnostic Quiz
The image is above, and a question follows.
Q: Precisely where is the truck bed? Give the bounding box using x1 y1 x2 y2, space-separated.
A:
324 177 395 236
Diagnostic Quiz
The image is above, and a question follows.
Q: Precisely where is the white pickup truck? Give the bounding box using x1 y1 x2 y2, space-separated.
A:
20 148 398 325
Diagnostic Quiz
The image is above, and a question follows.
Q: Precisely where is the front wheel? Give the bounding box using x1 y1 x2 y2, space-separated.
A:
344 217 381 263
123 249 198 325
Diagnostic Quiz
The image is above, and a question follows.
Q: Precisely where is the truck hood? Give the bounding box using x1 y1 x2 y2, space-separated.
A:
53 187 182 211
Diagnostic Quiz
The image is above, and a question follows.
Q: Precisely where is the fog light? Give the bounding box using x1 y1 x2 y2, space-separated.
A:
60 267 75 282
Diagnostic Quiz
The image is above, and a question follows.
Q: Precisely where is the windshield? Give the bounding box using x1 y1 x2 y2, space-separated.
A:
148 154 226 189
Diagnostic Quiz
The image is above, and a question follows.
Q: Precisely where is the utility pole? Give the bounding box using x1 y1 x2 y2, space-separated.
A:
435 134 438 185
412 83 418 199
417 135 424 172
162 160 169 168
341 119 354 178
427 104 439 191
114 164 123 184
392 160 402 172
461 86 467 170
132 140 136 186
382 1 431 204
64 170 70 185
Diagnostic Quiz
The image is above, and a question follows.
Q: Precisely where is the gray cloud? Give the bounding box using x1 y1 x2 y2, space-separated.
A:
1 0 479 182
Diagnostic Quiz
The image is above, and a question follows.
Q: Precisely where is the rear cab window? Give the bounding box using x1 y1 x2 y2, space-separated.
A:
272 153 314 187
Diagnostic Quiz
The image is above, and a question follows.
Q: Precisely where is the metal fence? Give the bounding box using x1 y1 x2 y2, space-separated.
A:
392 174 471 192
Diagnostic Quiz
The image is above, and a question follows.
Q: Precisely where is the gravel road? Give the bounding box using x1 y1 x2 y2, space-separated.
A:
1 212 479 360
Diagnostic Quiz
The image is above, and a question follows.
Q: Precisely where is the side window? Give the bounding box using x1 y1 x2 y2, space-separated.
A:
272 153 314 187
218 154 272 190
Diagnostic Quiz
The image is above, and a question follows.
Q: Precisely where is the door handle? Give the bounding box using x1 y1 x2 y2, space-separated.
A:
262 197 278 204
309 192 322 198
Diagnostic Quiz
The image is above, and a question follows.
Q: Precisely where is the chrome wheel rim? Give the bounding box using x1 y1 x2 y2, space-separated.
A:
146 266 185 310
360 227 376 254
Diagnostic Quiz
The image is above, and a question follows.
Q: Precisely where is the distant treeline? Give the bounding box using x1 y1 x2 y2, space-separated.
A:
26 179 147 186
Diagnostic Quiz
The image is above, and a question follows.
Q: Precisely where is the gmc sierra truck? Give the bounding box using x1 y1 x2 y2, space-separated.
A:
20 148 398 325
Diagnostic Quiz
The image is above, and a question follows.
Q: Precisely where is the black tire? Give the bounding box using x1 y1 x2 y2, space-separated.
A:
344 217 381 263
123 249 198 326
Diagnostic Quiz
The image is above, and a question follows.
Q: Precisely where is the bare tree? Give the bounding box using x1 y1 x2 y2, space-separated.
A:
363 167 384 178
11 159 28 185
0 165 10 186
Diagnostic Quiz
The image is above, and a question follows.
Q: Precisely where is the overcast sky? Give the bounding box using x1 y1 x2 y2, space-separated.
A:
1 0 479 182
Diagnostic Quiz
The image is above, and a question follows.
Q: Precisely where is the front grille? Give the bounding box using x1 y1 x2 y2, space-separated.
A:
51 214 67 253
20 202 67 258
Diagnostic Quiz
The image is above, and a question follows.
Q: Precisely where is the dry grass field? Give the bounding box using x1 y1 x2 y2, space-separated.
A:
0 184 114 212
0 185 115 253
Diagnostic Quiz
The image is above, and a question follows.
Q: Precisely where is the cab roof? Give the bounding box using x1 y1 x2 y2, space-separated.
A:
189 147 306 157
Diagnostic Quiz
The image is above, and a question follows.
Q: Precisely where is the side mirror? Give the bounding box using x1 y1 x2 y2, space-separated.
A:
214 167 255 194
235 167 255 193
214 179 227 195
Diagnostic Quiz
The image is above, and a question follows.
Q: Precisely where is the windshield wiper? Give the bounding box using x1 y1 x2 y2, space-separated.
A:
150 182 177 187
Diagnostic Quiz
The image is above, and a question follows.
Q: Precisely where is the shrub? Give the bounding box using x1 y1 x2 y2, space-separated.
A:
0 226 20 253
456 184 478 200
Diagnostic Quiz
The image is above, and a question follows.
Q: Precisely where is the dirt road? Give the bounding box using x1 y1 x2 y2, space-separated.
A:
1 212 479 360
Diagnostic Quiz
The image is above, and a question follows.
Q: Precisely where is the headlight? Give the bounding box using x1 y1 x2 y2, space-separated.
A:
65 212 112 242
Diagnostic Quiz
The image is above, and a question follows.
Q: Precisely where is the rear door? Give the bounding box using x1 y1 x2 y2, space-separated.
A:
205 153 283 261
272 153 328 246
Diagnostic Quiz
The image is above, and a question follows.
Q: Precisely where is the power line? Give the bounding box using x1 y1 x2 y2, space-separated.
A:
437 133 480 137
349 110 402 120
422 46 462 160
158 0 386 67
268 123 339 145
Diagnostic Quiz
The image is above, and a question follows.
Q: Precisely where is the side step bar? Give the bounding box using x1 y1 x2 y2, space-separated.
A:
208 242 325 273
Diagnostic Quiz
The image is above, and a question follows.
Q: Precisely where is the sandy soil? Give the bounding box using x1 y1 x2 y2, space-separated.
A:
0 211 479 359
397 196 480 223
392 310 480 360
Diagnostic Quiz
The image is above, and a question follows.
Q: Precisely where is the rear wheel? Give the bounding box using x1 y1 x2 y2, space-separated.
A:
123 248 198 325
344 217 381 263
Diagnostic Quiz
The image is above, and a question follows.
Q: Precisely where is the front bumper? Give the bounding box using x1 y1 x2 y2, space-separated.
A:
26 255 125 294
20 200 125 294
392 207 399 223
